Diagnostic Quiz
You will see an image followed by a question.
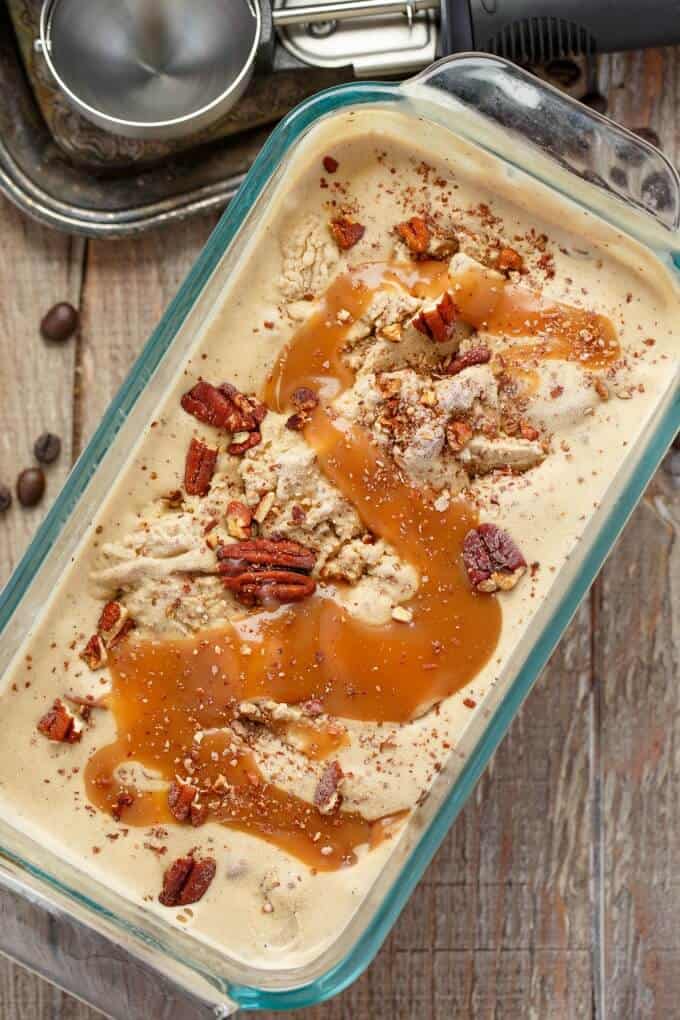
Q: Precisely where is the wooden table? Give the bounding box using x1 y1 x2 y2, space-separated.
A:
0 50 677 1020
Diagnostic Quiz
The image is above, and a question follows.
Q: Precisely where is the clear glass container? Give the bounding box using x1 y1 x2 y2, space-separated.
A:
0 54 678 1017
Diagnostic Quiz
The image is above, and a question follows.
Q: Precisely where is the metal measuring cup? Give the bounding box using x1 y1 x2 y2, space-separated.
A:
36 0 438 140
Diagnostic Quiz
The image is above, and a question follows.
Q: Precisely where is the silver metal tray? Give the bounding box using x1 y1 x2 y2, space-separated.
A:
0 2 349 236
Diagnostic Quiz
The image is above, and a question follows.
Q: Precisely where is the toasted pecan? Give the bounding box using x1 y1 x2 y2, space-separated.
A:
37 699 81 743
496 246 524 275
446 346 491 375
413 292 458 343
463 523 526 593
396 216 430 255
330 217 365 251
184 437 218 496
168 781 197 823
314 760 344 815
222 570 316 607
217 537 316 575
80 633 107 671
159 855 216 907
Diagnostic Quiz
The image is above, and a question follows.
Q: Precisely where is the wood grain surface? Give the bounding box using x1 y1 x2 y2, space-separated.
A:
0 50 677 1020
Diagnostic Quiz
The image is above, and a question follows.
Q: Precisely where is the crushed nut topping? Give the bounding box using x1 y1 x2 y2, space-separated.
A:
37 699 81 743
184 438 218 496
181 380 266 432
330 217 365 251
413 292 458 343
314 760 344 815
159 854 216 907
463 524 526 594
286 386 319 431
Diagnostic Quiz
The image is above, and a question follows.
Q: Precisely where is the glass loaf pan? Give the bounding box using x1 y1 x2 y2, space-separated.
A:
0 55 678 1017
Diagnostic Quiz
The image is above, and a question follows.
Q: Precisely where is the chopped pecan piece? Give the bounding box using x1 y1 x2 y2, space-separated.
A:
496 247 524 274
413 292 458 343
112 790 135 821
159 855 216 907
330 217 365 251
218 537 316 575
168 781 198 823
314 760 344 815
447 420 473 452
323 155 339 173
519 421 540 441
80 633 107 670
223 570 316 607
226 500 253 540
184 438 217 496
292 387 319 412
107 617 136 650
181 380 265 432
285 413 307 432
396 216 430 255
190 802 208 827
37 699 81 743
161 489 184 509
446 346 491 376
286 386 319 431
463 523 526 594
97 600 129 643
228 431 262 456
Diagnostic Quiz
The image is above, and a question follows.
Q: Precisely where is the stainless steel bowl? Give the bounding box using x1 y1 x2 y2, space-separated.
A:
38 0 262 140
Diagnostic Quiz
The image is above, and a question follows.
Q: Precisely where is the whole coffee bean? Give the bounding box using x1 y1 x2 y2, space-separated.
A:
34 431 61 464
40 302 79 343
17 468 45 507
0 484 11 513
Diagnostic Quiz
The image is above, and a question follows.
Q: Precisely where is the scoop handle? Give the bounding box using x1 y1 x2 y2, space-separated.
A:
441 0 680 58
272 0 439 26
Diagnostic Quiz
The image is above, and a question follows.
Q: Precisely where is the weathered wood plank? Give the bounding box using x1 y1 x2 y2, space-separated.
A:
594 46 680 1020
0 198 85 583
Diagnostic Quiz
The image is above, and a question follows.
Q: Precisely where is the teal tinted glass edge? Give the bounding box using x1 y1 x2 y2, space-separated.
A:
0 69 677 1014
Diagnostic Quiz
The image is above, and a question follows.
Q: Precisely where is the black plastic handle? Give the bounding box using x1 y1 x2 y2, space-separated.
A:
440 0 680 60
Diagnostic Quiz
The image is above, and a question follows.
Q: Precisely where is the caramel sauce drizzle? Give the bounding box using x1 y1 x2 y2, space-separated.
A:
85 257 618 870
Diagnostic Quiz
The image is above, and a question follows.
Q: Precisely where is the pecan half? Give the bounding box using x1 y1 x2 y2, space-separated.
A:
330 217 365 250
181 381 266 433
184 437 217 496
496 247 524 275
217 538 316 575
413 292 458 343
463 523 526 593
80 633 107 670
37 699 81 743
222 570 316 607
314 760 344 815
396 216 430 255
168 781 197 823
446 346 491 376
159 855 216 907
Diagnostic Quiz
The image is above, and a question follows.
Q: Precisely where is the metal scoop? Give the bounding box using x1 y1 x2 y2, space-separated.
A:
37 0 438 140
